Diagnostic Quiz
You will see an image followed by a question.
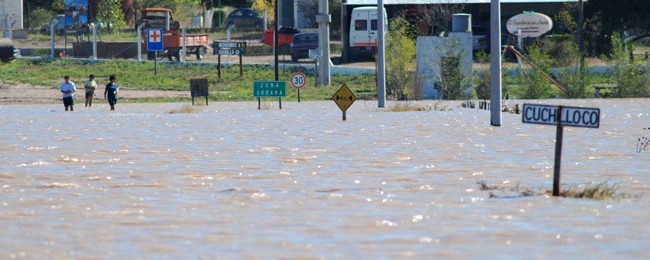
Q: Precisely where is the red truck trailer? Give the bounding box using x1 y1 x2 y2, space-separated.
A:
140 8 209 61
262 27 300 54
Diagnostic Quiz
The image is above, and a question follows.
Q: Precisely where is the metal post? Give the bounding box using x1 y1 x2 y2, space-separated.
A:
377 0 386 108
137 23 146 62
274 0 279 81
553 106 564 196
50 20 57 59
317 0 331 85
92 23 97 60
182 27 187 63
166 11 170 30
490 0 502 126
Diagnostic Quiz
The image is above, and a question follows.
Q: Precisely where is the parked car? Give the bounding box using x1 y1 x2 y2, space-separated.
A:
226 8 263 29
290 32 319 62
40 14 65 35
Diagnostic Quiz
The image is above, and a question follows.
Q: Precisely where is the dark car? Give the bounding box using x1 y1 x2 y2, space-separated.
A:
290 32 319 62
226 8 263 29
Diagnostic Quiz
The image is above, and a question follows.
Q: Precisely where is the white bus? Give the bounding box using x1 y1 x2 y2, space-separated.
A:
348 6 388 59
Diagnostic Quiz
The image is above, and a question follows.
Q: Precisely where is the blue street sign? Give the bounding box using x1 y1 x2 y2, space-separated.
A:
147 28 164 52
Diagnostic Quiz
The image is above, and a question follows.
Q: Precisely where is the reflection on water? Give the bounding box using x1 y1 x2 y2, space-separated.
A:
0 99 648 258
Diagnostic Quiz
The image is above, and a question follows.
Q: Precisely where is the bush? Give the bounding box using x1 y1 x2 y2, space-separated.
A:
29 8 55 30
473 69 490 100
607 32 650 97
539 34 579 67
386 16 417 100
512 45 553 99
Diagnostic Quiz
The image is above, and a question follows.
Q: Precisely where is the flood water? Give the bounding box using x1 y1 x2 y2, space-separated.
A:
1 99 648 258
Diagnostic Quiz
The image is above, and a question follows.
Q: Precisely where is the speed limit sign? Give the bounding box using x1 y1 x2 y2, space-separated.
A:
290 72 307 89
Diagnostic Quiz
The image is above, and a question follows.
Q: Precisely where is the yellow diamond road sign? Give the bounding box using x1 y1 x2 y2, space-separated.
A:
332 84 356 112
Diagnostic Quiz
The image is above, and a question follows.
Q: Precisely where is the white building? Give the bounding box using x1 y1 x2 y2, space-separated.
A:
1 0 23 38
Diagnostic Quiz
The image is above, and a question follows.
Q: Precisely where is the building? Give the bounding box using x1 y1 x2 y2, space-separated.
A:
1 0 23 38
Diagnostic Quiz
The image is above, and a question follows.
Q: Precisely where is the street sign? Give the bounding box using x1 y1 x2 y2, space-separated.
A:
308 49 321 59
522 103 600 128
213 42 247 49
147 28 164 52
214 49 244 55
290 72 306 89
253 81 287 97
521 103 601 197
332 83 356 112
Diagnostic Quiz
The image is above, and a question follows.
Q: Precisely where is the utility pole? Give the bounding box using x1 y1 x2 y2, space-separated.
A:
490 0 502 126
578 0 585 64
274 0 279 81
377 0 386 108
317 0 331 85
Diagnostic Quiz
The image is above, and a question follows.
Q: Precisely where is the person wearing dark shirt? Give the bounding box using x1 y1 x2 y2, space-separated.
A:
104 75 119 110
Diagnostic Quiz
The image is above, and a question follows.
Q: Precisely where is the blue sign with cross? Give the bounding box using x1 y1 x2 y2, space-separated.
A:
147 28 164 52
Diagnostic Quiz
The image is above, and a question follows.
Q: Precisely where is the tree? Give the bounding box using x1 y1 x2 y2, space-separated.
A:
386 16 417 100
252 0 275 22
97 0 127 31
584 0 650 56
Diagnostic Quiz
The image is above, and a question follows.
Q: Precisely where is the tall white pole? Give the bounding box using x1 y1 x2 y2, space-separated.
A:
317 0 331 85
92 23 97 60
490 0 502 126
182 27 187 63
50 21 57 59
137 23 146 62
377 0 386 108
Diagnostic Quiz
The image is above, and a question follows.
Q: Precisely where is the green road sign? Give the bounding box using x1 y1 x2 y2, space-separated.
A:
253 81 287 97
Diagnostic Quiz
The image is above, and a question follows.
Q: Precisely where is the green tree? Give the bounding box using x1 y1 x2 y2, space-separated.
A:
607 33 650 97
386 16 417 100
513 46 553 99
97 0 127 31
585 0 650 55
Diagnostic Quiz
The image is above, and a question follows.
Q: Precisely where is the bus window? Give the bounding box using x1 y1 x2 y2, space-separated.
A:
371 19 377 30
355 20 367 31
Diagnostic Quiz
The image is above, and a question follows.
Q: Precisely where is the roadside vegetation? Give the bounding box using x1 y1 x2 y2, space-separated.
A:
1 59 376 102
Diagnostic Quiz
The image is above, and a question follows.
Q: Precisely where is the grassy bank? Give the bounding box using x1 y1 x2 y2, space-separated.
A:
2 60 376 101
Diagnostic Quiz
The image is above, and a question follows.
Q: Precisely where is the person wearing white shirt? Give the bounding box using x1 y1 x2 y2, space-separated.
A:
60 75 76 111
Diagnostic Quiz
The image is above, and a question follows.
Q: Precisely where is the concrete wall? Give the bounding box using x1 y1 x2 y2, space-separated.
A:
416 32 473 99
1 0 24 37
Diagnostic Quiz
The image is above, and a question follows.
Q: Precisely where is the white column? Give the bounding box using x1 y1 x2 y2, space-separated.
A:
377 0 386 108
490 0 502 126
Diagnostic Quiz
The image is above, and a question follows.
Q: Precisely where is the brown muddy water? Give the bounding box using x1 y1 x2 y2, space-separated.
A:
1 99 648 258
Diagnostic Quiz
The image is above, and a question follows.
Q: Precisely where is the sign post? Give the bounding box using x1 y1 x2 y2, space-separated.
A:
522 103 600 196
290 72 306 102
253 80 287 110
211 41 246 78
190 78 209 106
147 28 164 75
332 83 357 121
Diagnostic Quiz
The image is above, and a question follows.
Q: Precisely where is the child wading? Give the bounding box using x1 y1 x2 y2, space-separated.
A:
84 74 97 107
60 75 76 111
104 75 119 110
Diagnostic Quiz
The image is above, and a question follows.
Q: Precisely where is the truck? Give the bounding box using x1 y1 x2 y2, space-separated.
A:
139 8 209 61
348 6 388 59
262 27 300 54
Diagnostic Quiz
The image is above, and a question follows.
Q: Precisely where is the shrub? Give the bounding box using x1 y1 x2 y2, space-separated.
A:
512 45 553 99
386 16 417 100
473 69 490 100
607 33 650 97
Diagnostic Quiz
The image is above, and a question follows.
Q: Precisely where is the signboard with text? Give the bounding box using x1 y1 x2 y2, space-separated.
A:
522 104 600 128
253 81 287 97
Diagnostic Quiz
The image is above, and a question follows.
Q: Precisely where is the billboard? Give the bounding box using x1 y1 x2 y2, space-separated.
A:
64 0 89 34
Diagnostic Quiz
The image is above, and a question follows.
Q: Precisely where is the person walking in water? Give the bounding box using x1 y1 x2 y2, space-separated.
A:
84 74 97 107
60 75 76 111
104 75 119 110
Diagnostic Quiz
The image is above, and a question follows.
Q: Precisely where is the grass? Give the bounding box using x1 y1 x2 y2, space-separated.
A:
477 181 635 200
167 104 203 114
385 102 430 112
1 59 376 102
